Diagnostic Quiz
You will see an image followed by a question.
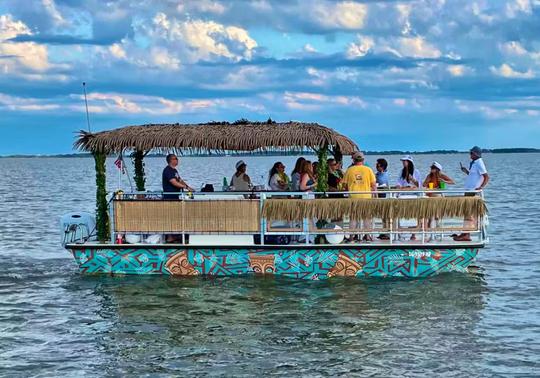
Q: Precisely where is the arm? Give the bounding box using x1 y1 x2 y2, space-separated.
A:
440 173 455 185
477 173 489 190
170 178 194 192
243 174 251 184
299 174 316 191
408 174 419 188
422 175 430 188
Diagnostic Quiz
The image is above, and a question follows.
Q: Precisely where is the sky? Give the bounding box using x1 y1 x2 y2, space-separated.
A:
1 0 540 155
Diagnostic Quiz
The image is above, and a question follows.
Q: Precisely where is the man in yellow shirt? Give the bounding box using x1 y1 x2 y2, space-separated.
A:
343 151 377 241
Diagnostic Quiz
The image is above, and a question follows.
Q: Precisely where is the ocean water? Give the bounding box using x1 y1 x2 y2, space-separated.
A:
0 153 539 376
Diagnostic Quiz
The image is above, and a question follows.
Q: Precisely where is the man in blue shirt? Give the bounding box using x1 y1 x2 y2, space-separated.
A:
375 158 389 188
162 154 194 199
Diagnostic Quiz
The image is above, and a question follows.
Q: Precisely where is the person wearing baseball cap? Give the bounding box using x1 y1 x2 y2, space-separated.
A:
422 161 455 236
342 151 377 242
230 160 252 191
397 155 421 189
422 161 455 190
454 146 490 241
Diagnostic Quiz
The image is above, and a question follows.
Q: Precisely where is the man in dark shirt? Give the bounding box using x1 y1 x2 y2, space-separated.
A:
162 154 194 199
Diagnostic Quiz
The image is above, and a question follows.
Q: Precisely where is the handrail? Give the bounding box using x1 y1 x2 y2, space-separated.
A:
109 189 487 246
115 189 483 197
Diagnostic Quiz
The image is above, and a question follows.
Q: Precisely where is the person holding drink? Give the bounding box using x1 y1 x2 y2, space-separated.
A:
422 161 455 192
422 161 455 235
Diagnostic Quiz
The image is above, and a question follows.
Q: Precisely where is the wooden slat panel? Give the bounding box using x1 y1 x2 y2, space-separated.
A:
114 200 260 233
183 200 260 232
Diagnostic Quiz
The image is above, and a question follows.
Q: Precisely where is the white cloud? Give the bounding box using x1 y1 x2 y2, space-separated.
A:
152 13 257 61
447 65 473 76
0 14 31 40
500 41 528 56
346 34 441 59
178 0 227 15
506 0 532 18
284 91 366 110
311 1 367 30
397 36 441 59
346 35 374 58
0 14 51 74
108 43 126 59
303 44 317 53
42 0 68 26
108 13 258 68
490 63 535 78
0 93 60 111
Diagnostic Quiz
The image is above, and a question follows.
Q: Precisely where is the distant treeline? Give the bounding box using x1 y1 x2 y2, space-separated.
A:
2 147 539 158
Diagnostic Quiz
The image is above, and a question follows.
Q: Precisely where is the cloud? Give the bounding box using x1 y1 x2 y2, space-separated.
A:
311 1 367 30
346 35 374 58
0 93 60 111
447 64 473 76
490 63 535 78
506 0 532 18
283 91 366 110
42 0 68 26
397 36 441 59
0 14 52 73
103 13 258 70
346 34 442 59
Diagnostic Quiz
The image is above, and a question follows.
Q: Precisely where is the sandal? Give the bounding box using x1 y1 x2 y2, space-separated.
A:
410 234 417 241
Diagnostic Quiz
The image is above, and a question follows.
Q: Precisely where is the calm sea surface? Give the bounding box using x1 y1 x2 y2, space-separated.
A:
0 153 539 376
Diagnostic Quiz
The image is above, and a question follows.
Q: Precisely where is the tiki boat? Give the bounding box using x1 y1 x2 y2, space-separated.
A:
61 121 488 279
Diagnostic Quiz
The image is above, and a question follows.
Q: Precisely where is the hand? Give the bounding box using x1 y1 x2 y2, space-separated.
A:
475 187 483 191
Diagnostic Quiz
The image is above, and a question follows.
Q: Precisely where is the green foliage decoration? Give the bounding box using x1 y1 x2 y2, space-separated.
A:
93 152 109 242
131 150 146 191
316 145 329 192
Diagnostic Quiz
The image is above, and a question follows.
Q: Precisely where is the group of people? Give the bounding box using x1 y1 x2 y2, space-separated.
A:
162 146 489 242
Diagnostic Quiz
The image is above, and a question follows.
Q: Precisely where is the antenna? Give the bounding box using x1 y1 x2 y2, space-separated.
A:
82 82 91 132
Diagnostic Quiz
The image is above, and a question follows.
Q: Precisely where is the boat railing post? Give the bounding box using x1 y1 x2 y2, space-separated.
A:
109 196 115 244
303 192 310 245
260 193 266 246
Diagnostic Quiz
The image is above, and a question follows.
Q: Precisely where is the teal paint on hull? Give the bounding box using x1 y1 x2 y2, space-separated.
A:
70 247 479 279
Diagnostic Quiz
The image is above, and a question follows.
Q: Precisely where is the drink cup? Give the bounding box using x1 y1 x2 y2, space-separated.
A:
428 182 434 189
439 182 446 189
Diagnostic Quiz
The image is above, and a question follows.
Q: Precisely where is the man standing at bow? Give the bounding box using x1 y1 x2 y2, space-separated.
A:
454 146 489 242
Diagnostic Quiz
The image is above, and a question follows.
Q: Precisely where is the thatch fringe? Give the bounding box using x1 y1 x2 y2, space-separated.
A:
262 197 488 221
74 121 358 154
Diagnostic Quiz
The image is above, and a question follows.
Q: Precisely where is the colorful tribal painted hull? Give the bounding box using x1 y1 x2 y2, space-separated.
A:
69 247 479 279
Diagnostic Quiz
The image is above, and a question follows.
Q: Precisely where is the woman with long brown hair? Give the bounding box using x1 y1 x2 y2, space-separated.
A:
290 157 306 191
299 160 317 191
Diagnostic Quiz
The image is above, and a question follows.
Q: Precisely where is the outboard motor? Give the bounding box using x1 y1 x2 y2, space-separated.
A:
60 212 96 246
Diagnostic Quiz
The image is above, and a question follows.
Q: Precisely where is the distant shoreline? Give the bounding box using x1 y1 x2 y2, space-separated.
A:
1 148 539 158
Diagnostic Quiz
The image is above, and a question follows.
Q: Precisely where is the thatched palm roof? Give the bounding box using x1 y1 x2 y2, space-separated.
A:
74 120 358 154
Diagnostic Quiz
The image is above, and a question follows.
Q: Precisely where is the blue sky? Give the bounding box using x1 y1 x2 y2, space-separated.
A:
1 0 540 154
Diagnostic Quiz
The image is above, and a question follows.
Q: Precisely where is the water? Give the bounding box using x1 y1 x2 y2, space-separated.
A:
0 154 539 376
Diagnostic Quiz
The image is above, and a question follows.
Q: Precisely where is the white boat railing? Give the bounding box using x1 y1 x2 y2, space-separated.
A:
107 189 487 247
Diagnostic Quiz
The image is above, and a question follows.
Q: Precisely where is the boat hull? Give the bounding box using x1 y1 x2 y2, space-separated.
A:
68 246 480 279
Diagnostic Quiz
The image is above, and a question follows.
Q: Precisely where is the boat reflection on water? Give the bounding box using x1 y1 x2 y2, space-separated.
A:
72 273 487 375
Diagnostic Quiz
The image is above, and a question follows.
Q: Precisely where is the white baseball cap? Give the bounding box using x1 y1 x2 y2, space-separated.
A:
235 160 246 170
431 161 442 170
400 155 414 163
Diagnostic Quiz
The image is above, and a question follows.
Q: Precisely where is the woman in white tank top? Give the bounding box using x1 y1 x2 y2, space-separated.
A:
230 160 252 191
